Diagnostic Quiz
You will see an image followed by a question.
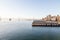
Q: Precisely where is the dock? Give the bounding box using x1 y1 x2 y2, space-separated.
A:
32 20 60 27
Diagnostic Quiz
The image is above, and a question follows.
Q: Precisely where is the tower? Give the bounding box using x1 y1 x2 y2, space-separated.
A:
46 15 51 21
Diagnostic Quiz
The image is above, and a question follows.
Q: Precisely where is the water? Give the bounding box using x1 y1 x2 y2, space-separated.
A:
0 21 60 40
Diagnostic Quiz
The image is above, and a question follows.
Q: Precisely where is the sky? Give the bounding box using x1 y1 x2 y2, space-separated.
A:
0 0 60 18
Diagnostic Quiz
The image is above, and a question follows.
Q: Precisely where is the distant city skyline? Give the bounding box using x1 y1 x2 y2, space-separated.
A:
0 0 60 18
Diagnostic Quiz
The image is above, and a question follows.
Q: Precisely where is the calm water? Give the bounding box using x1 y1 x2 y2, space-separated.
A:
0 21 60 40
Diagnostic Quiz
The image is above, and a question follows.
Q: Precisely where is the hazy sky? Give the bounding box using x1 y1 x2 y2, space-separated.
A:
0 0 60 18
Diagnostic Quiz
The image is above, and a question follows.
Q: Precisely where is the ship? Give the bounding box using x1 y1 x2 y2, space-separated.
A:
32 15 60 27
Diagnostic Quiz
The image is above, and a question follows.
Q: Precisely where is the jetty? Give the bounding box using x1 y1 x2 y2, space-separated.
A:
32 15 60 27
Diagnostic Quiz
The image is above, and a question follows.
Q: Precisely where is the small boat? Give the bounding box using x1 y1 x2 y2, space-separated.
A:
9 18 12 21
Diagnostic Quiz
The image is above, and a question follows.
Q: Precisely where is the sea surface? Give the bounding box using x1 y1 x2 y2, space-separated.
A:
0 20 60 40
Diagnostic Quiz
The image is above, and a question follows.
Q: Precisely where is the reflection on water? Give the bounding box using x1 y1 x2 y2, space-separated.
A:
32 27 60 40
0 21 60 40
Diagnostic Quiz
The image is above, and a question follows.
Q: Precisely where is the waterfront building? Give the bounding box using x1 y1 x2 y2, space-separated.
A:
57 15 60 24
51 16 56 21
41 15 60 24
46 15 51 21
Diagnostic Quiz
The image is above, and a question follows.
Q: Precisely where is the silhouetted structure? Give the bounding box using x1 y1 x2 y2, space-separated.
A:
9 18 12 21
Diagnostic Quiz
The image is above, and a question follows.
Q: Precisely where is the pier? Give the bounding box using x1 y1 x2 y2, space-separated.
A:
32 20 60 27
32 15 60 27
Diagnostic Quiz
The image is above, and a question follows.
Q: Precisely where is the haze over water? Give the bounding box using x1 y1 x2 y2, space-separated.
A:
0 0 60 40
0 20 60 40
